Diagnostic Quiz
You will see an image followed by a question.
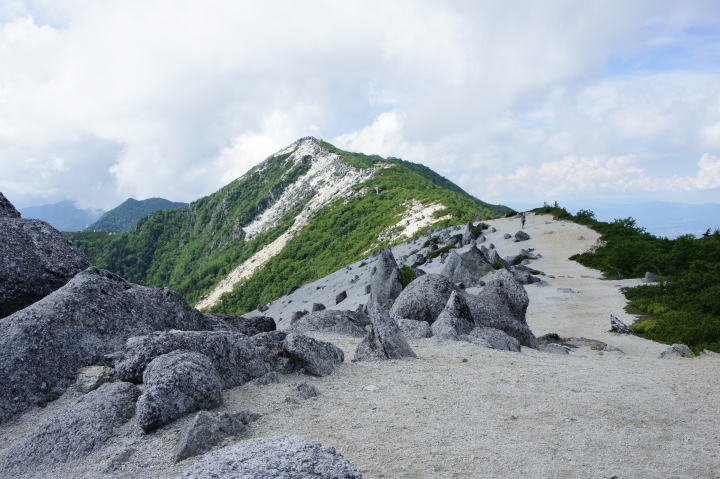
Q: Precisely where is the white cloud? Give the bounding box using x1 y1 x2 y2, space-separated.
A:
479 153 720 203
0 1 719 210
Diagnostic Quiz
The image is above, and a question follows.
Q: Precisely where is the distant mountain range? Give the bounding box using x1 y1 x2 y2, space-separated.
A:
19 200 104 232
19 197 187 233
67 137 510 314
88 197 187 232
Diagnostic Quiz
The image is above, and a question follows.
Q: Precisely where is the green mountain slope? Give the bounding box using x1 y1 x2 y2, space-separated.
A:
67 138 509 314
88 197 187 232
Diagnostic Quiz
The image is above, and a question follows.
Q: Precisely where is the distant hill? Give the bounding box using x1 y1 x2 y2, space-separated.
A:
68 137 510 314
88 198 187 232
19 200 104 232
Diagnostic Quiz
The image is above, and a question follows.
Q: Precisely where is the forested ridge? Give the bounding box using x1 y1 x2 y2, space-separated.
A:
534 204 720 353
67 139 508 313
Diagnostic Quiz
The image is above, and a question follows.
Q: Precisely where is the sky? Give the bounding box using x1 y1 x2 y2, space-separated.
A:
2 1 720 223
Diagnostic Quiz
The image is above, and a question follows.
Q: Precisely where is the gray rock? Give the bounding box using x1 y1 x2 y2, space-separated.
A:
75 365 114 393
294 382 321 399
202 314 276 336
441 247 493 287
0 216 90 318
0 192 21 218
312 302 326 312
510 266 542 285
659 344 696 359
176 410 260 462
335 290 348 304
431 291 475 341
539 343 571 355
642 272 663 283
397 318 433 339
290 310 308 324
177 435 364 479
461 327 521 351
369 248 403 309
390 274 459 324
286 309 368 337
283 333 345 376
503 233 512 239
0 382 139 476
536 333 563 346
354 302 416 361
136 351 223 432
462 221 476 245
114 330 286 388
464 269 538 348
515 230 531 242
0 267 227 423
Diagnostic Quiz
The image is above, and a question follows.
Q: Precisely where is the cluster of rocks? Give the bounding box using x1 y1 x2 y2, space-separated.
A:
0 193 358 478
288 247 539 359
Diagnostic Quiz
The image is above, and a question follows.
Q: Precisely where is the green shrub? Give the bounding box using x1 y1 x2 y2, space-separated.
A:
400 264 417 288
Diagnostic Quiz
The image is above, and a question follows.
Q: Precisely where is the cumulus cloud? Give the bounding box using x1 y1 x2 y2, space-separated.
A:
479 153 720 203
0 1 719 209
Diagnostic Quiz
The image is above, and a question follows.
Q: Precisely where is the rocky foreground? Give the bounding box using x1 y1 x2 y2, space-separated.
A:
1 191 718 478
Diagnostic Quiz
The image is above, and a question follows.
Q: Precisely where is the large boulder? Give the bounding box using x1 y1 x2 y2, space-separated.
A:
283 333 345 376
464 270 537 348
136 351 223 432
202 314 276 336
397 318 433 339
354 302 416 361
114 330 286 387
0 216 91 318
390 274 459 324
515 230 531 242
441 247 493 287
286 309 368 337
369 248 403 309
0 382 139 476
177 435 364 479
0 267 228 423
431 291 475 341
175 410 260 462
462 221 477 245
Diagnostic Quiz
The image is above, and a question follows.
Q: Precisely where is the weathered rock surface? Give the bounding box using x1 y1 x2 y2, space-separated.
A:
441 247 493 287
397 318 433 339
177 435 364 479
0 216 91 318
0 267 228 423
431 291 475 341
0 192 20 217
286 309 368 337
461 327 521 351
176 410 260 462
354 302 416 361
136 351 223 432
114 330 286 387
283 333 345 376
390 274 459 324
515 230 531 241
659 344 696 359
75 365 114 393
0 382 139 476
369 248 403 309
465 269 538 348
202 313 276 336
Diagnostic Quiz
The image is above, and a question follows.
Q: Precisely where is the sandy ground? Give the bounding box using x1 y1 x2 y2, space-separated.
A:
2 214 719 478
232 213 720 479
